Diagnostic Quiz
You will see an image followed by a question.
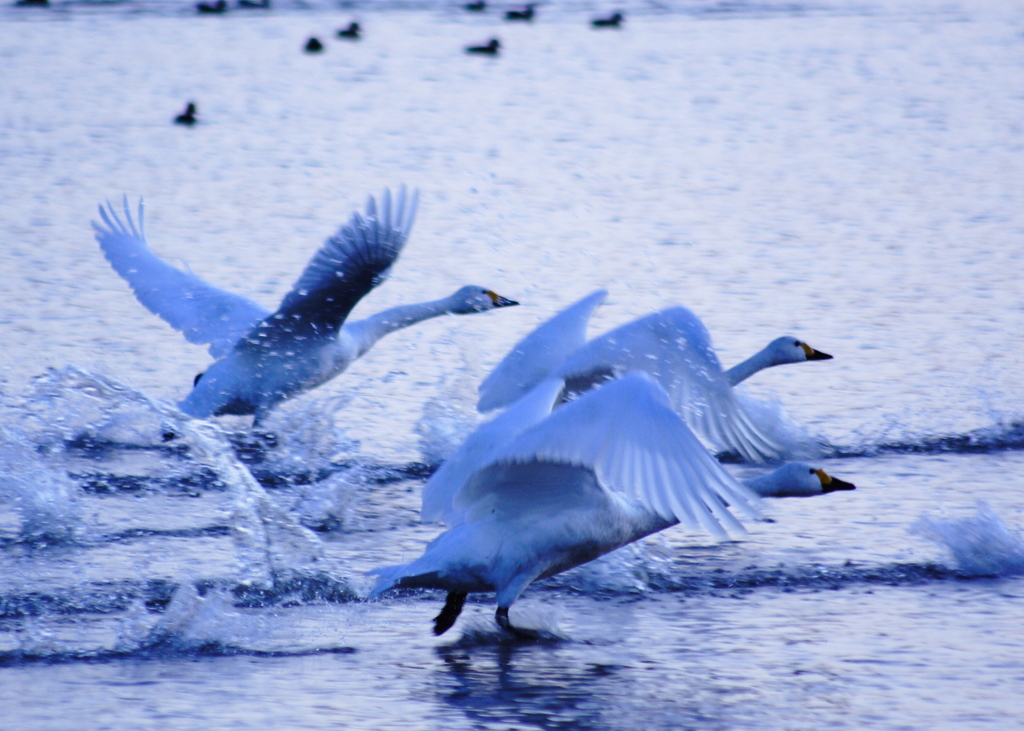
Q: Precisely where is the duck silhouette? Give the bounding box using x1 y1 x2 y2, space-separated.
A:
464 0 485 9
466 39 500 55
337 22 360 39
238 0 270 8
305 37 324 53
592 11 622 27
15 0 49 7
504 4 534 20
174 103 197 126
196 0 226 13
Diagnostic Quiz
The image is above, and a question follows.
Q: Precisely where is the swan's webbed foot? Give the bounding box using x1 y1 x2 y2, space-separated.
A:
495 606 539 639
434 592 467 636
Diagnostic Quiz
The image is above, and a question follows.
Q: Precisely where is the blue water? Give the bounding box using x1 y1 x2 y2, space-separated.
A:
2 1 1024 728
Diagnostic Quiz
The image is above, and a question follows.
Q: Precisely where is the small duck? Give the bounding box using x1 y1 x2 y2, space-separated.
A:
15 0 49 7
174 102 197 126
305 37 324 53
466 39 500 55
337 22 360 39
464 0 485 10
504 4 534 20
238 0 270 8
196 0 227 13
592 11 622 27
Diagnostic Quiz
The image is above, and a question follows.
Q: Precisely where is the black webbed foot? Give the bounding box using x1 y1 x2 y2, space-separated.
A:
434 592 467 635
495 606 543 639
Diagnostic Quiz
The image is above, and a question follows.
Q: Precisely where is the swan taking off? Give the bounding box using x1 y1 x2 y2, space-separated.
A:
370 372 761 636
476 290 831 462
92 188 518 424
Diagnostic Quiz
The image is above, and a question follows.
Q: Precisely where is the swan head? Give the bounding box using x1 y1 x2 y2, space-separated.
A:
447 286 519 314
746 462 856 497
764 336 832 366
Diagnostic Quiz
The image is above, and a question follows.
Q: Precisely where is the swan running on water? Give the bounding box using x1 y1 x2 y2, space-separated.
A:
371 372 762 636
476 290 831 462
376 375 855 635
92 188 519 424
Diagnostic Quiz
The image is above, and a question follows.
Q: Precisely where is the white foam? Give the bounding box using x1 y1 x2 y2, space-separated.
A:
0 426 81 543
415 334 482 465
733 388 825 461
914 502 1024 577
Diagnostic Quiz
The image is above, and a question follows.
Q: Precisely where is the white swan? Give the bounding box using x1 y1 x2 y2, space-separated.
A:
371 372 761 635
743 462 855 497
92 189 519 423
476 290 832 462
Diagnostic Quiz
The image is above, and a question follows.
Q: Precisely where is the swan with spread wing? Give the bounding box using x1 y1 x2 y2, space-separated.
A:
371 372 762 635
476 290 832 462
92 188 518 424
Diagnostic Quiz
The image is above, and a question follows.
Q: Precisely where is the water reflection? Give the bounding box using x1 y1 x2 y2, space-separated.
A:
436 638 621 731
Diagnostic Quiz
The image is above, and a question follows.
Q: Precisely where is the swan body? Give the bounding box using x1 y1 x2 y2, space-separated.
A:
371 372 760 635
477 290 832 462
744 462 855 497
93 189 518 423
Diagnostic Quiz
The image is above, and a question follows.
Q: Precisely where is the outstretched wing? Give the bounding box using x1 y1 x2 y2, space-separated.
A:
477 289 607 413
554 307 784 463
457 372 760 540
238 186 419 350
422 377 565 525
92 197 271 358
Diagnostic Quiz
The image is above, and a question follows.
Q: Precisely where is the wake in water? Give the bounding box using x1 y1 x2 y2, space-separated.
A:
914 502 1024 577
825 417 1024 459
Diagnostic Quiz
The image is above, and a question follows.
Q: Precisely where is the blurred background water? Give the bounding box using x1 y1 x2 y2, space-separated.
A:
1 1 1023 728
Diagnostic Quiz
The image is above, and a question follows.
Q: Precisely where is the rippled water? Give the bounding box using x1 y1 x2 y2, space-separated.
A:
2 1 1024 728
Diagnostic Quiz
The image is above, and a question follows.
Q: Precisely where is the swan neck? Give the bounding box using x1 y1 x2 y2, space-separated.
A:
725 346 777 386
344 298 453 355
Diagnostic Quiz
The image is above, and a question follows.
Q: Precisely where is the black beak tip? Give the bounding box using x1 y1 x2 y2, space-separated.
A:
496 297 519 308
823 478 856 493
808 350 833 361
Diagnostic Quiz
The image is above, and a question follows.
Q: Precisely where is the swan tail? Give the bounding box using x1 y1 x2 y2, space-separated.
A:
367 563 414 598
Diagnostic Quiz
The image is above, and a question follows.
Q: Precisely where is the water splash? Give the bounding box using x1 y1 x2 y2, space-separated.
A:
0 426 81 544
914 502 1024 577
415 333 482 465
7 365 325 585
733 389 826 461
291 465 364 533
16 365 182 453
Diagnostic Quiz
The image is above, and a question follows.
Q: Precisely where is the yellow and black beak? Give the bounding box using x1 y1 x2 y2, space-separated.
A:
486 290 519 308
813 468 856 493
799 342 833 361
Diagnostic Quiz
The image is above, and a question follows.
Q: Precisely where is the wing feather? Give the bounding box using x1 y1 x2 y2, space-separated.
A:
555 306 784 463
422 377 565 525
92 197 270 358
239 187 419 350
476 372 760 537
477 290 607 412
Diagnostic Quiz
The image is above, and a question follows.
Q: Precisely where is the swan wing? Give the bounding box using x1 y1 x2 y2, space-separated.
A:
459 372 760 539
477 289 608 412
422 377 564 525
238 187 419 349
555 306 784 463
92 197 271 358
